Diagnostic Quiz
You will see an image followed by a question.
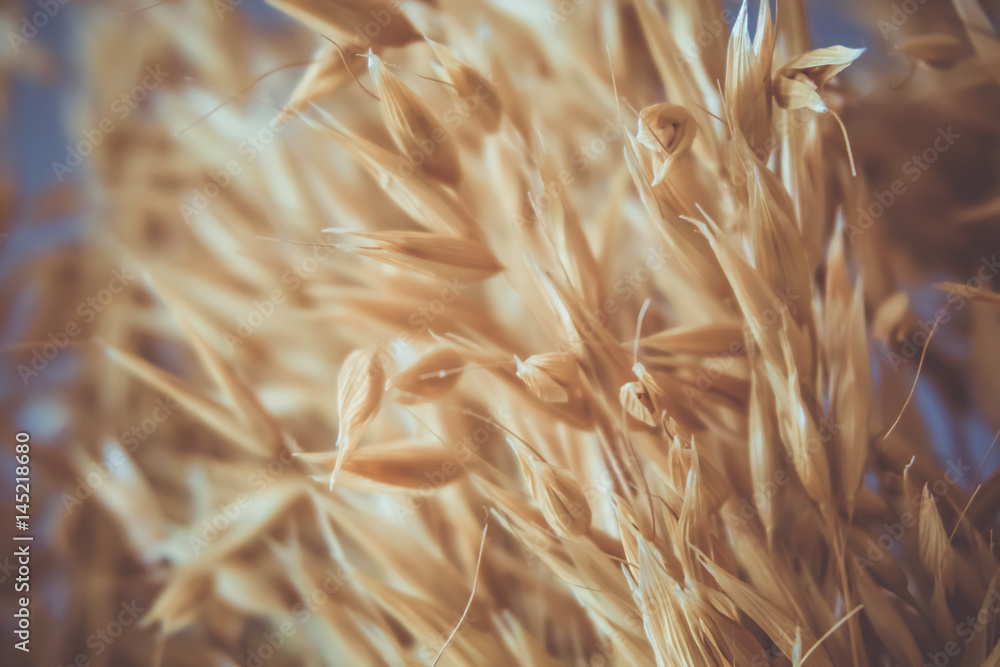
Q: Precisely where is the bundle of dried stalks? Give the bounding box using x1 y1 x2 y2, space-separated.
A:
8 0 1000 665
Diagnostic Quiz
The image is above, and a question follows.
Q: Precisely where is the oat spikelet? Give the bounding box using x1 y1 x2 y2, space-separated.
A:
918 485 954 580
510 439 592 537
636 103 697 186
774 46 865 113
388 346 465 402
267 0 421 47
428 41 503 133
332 349 383 488
620 379 658 426
725 0 774 155
324 228 503 282
367 52 462 185
513 353 575 403
297 440 469 490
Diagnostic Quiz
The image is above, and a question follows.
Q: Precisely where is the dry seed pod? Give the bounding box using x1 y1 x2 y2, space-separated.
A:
725 0 774 155
367 53 462 186
640 323 745 357
631 362 663 395
388 347 464 402
508 439 591 537
428 42 503 133
297 441 468 490
774 45 865 113
620 381 657 425
773 45 864 176
696 550 835 667
514 352 576 403
624 538 701 666
636 103 697 185
918 485 954 582
535 462 592 537
773 365 833 514
332 349 384 487
748 365 780 542
620 362 665 425
49 0 1000 663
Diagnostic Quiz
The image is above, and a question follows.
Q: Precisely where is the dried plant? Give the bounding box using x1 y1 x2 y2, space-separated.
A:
8 0 1000 666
